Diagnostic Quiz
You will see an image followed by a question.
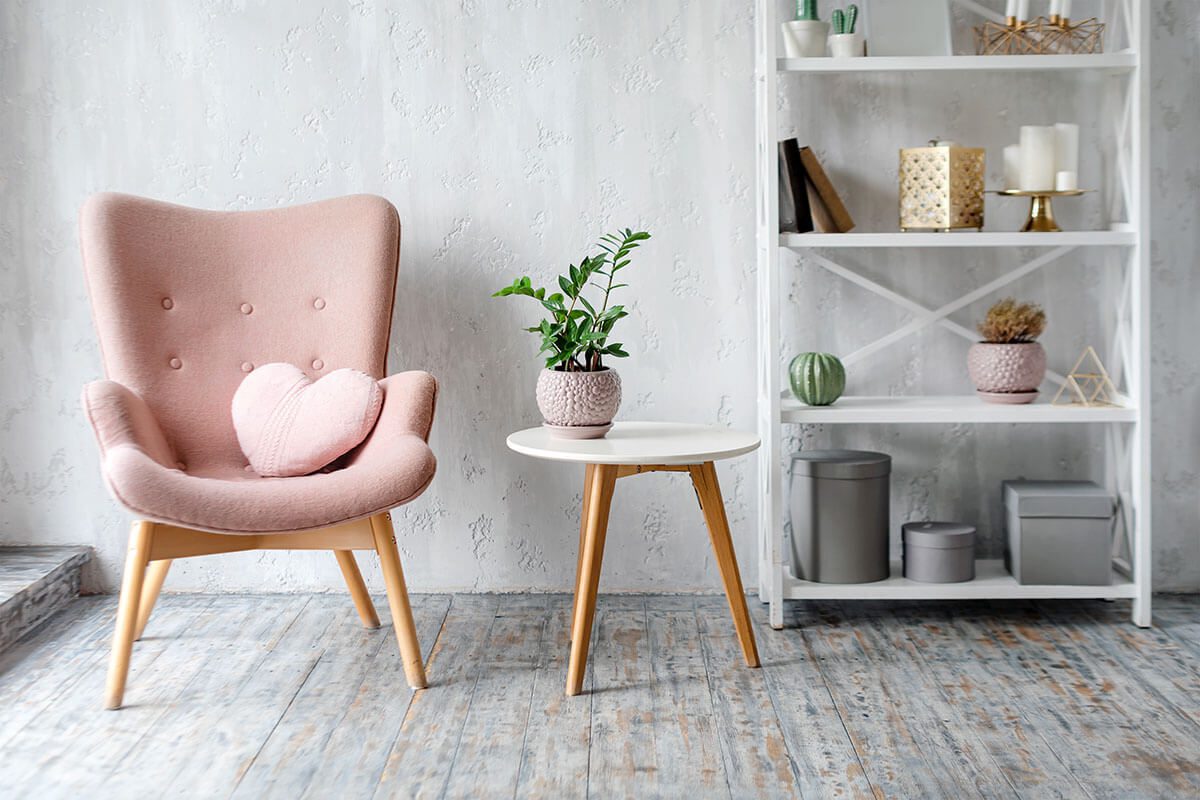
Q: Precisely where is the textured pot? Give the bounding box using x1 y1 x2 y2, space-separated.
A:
967 342 1046 402
535 368 622 435
781 20 830 58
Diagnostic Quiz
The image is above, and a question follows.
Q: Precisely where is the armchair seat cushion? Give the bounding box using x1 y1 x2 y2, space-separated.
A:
86 371 437 534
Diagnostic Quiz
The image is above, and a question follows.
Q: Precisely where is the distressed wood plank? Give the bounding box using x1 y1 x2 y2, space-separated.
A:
646 596 730 798
891 602 1093 800
587 595 657 797
372 595 501 799
748 601 876 799
695 596 798 798
299 594 451 799
1150 597 1200 662
514 594 590 799
442 595 549 799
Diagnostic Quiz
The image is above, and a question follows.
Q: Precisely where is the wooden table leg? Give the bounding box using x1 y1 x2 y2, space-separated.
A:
567 463 618 696
573 463 597 629
690 461 760 667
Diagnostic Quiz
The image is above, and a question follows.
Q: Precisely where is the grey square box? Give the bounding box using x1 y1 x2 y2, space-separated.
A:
1003 480 1115 586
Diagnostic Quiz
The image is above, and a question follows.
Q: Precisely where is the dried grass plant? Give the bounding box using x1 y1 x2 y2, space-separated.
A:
977 298 1047 343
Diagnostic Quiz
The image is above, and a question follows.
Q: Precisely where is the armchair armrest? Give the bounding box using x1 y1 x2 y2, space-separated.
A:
82 380 176 469
346 371 438 468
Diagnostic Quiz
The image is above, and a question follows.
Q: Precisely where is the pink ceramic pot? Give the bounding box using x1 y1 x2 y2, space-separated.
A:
535 368 622 437
967 342 1046 403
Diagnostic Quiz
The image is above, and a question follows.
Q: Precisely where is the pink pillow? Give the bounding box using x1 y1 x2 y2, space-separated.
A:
232 362 383 477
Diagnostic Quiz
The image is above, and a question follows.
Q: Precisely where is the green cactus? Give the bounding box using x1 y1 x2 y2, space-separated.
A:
797 0 819 21
831 4 858 34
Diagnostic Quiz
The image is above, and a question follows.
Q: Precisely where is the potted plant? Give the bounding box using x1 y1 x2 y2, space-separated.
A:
494 228 650 438
828 5 864 58
782 0 829 58
967 298 1047 404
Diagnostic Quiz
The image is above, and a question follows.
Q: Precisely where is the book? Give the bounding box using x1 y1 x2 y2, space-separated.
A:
797 146 855 232
778 140 813 234
805 178 839 233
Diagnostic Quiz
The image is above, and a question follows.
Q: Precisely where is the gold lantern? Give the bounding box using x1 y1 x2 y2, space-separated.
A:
899 140 985 231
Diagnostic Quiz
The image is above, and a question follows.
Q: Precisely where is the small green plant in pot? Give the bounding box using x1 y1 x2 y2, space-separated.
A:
967 298 1047 404
494 228 650 438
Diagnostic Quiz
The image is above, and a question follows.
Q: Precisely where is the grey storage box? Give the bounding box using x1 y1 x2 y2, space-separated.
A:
1003 480 1114 585
903 522 976 583
790 450 891 583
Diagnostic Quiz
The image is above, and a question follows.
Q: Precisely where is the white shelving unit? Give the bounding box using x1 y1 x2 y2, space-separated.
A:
754 0 1151 628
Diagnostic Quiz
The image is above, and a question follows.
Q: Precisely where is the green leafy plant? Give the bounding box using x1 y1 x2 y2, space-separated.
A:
493 228 651 372
797 0 820 21
977 298 1047 343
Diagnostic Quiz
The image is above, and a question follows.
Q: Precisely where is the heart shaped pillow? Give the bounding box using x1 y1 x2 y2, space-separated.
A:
232 362 383 477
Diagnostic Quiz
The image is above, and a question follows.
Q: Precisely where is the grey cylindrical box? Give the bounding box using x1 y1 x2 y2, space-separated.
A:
789 450 891 584
902 522 976 583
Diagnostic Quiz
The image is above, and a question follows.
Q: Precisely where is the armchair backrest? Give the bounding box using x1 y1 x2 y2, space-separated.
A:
81 193 400 471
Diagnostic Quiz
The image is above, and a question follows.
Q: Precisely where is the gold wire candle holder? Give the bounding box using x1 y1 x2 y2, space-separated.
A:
974 16 1105 55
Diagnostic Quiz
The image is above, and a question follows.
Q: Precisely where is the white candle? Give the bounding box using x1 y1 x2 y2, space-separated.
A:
1049 0 1061 18
1004 144 1023 190
1005 0 1016 18
1019 125 1057 191
1060 0 1072 19
1056 171 1078 191
1054 122 1079 175
1016 0 1030 21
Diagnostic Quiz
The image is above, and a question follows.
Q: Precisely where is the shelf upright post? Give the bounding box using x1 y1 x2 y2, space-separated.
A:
1129 0 1152 627
755 0 785 628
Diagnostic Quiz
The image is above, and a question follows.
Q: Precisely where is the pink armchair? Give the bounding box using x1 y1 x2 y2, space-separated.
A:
81 193 437 709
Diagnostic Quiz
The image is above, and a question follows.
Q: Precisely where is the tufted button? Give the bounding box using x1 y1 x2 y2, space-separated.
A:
313 297 326 310
168 357 182 370
161 298 174 310
311 359 324 370
241 361 254 373
176 461 187 471
240 303 253 315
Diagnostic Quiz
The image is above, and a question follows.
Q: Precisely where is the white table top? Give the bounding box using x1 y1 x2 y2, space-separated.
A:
506 421 760 465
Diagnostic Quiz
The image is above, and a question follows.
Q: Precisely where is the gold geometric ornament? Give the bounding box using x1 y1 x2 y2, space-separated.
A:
1051 346 1119 407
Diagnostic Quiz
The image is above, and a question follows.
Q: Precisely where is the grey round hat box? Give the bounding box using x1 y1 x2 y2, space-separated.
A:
789 450 891 584
902 522 976 583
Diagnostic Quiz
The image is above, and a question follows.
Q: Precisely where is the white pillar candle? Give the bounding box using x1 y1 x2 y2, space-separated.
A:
1049 0 1061 18
1016 0 1030 21
1056 170 1078 191
1005 0 1016 19
1060 0 1072 20
1003 144 1023 190
1054 122 1079 175
1019 125 1057 191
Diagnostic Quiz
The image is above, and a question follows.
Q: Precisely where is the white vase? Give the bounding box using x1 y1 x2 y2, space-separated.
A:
828 32 864 58
781 20 829 58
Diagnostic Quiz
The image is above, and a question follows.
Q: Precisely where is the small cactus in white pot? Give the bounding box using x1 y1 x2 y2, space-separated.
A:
782 0 830 58
967 298 1047 404
828 4 864 57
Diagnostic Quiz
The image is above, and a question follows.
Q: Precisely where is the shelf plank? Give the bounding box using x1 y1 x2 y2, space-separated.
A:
777 53 1137 74
782 560 1137 600
780 231 1136 248
781 395 1137 424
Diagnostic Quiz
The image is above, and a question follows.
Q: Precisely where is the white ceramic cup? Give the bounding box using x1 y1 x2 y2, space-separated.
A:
781 20 830 58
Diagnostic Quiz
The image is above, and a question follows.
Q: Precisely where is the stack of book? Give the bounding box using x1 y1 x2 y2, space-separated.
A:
778 139 855 233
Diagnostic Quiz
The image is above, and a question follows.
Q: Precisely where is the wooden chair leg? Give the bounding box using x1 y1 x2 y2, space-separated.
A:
106 520 154 709
567 463 618 696
690 462 760 668
134 558 172 641
334 550 381 629
370 513 427 690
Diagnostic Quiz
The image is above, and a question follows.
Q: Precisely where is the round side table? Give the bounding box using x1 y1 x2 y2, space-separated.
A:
507 421 761 696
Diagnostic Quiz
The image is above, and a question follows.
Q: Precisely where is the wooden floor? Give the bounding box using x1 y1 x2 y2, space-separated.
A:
0 593 1198 799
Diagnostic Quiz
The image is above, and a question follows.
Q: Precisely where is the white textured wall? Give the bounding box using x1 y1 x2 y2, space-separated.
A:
0 1 1195 593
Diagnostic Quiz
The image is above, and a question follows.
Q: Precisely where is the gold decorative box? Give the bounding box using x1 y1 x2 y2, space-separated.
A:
899 140 985 231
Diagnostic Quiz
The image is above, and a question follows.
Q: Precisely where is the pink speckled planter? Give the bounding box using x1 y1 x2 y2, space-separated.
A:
535 368 622 437
967 342 1046 403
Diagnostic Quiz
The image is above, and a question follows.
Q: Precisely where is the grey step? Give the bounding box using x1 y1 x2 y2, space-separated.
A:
0 546 93 653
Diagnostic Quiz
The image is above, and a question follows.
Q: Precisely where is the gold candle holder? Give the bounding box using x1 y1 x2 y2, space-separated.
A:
990 189 1088 232
974 16 1104 55
899 141 986 232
